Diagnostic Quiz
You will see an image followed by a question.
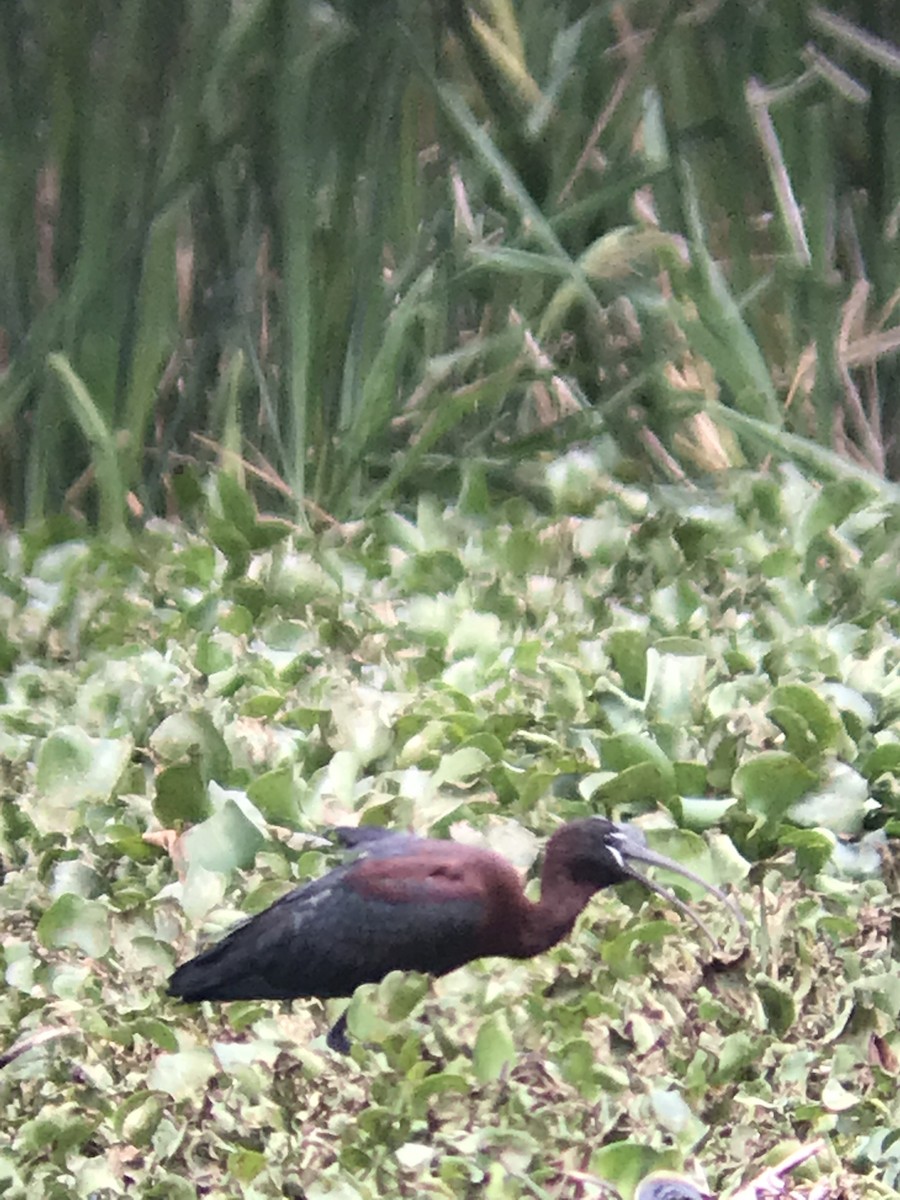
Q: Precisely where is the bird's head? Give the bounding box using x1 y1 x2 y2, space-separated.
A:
550 817 746 943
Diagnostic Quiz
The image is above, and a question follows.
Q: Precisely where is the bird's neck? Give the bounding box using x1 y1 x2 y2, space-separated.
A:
518 889 598 957
510 849 600 957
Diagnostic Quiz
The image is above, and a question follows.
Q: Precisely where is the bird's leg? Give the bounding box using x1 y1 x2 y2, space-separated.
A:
326 1011 351 1054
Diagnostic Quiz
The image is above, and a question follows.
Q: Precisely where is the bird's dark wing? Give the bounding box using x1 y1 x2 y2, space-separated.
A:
332 826 423 856
167 845 499 1003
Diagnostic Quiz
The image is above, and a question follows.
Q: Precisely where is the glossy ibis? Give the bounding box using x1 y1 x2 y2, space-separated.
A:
167 819 745 1052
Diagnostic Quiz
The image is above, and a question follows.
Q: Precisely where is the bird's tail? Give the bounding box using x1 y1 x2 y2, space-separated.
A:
167 926 274 1002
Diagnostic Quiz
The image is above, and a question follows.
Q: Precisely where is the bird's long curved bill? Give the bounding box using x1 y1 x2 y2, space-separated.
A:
619 836 747 947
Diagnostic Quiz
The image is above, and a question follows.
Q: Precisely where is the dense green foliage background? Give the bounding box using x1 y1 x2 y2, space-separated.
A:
1 463 899 1197
3 2 900 1197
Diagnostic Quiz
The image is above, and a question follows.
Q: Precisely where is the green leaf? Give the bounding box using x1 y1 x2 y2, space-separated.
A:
153 761 211 826
776 827 834 874
195 633 233 675
852 973 900 1020
600 733 673 776
149 712 231 782
268 553 341 606
432 746 489 787
240 692 284 719
216 472 258 540
767 706 818 762
131 1019 180 1052
247 766 301 827
227 1148 268 1183
677 796 738 832
17 1103 99 1155
732 752 817 822
601 920 679 974
674 762 707 795
220 604 254 637
179 863 227 922
803 479 872 540
591 1141 677 1198
401 550 466 593
473 1012 516 1084
645 646 707 724
147 1048 217 1100
759 548 796 579
770 685 842 751
171 465 204 513
180 798 266 874
862 743 900 782
379 970 429 1022
821 1076 859 1113
593 761 675 805
138 1173 197 1200
711 1031 759 1083
648 1089 701 1137
346 989 392 1045
558 1037 596 1094
115 1092 164 1146
787 763 870 835
33 728 132 833
37 894 110 958
707 729 741 790
412 1073 470 1103
458 732 505 762
248 518 293 550
207 514 251 575
755 976 797 1036
606 629 648 698
46 354 125 532
502 529 540 575
459 462 490 516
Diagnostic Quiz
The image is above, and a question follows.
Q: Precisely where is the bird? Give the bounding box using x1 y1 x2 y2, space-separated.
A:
167 818 746 1052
